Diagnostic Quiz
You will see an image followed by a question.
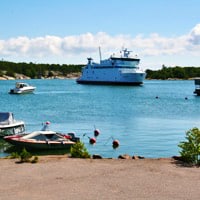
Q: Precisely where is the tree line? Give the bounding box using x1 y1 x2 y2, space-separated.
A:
146 65 200 79
1 61 200 79
0 60 83 78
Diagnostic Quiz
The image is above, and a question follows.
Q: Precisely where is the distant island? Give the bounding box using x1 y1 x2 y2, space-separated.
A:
146 65 200 80
0 60 83 80
0 61 200 80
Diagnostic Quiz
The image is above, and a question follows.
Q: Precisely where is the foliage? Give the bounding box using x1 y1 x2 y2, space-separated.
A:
10 152 19 159
6 69 15 77
146 65 200 80
19 148 32 163
70 141 90 158
178 128 200 165
0 60 83 79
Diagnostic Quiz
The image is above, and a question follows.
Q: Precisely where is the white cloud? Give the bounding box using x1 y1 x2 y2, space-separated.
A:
188 24 200 45
0 24 200 68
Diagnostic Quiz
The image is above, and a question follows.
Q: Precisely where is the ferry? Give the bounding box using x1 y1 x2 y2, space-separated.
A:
76 48 146 85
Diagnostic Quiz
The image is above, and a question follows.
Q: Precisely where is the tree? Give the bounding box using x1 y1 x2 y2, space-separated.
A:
70 141 90 158
178 127 200 165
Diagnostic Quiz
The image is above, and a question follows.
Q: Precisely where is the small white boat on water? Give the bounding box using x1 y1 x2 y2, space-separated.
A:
76 48 146 85
9 82 36 94
0 112 25 137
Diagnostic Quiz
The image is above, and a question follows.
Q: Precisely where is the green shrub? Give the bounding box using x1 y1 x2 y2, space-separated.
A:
70 142 90 158
10 152 19 159
19 148 32 163
178 127 200 165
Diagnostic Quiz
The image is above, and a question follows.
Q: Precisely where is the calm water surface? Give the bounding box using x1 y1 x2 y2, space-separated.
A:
0 79 200 158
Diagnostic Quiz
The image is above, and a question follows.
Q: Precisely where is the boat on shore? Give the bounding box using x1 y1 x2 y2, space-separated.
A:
0 112 25 137
9 82 36 94
4 122 80 150
193 78 200 96
76 48 146 85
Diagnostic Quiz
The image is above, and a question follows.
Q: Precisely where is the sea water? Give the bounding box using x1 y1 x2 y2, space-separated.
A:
0 79 200 158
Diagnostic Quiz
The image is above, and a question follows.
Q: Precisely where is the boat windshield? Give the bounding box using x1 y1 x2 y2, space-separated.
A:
16 83 28 88
29 133 64 141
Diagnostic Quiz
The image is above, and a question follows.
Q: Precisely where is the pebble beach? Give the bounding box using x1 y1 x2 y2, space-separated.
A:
0 156 200 200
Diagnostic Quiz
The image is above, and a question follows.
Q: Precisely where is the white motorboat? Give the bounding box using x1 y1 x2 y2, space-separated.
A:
77 48 146 85
9 82 36 94
0 112 25 137
4 122 80 150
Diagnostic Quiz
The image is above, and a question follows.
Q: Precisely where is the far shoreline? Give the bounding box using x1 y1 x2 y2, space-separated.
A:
0 72 81 80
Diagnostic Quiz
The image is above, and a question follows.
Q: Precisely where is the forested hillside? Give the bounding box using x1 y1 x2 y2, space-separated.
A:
0 60 83 79
146 65 200 79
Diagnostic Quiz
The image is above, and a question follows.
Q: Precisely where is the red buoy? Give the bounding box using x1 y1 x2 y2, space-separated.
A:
94 129 100 137
112 140 120 149
89 137 96 145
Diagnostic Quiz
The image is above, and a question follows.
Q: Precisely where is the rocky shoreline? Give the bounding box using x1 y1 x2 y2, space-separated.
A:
0 72 81 80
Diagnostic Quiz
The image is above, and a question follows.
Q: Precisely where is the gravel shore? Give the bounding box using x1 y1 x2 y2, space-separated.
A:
0 156 199 200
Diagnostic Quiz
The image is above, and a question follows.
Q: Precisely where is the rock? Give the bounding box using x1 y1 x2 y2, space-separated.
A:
138 156 145 159
172 156 184 161
132 155 145 159
118 154 131 159
3 75 15 80
92 154 102 159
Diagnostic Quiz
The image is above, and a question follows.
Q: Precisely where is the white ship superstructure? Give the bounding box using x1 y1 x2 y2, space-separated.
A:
76 48 146 85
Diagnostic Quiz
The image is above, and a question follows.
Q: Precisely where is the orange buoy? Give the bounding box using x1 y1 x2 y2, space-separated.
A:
112 140 120 149
89 137 96 145
94 129 100 137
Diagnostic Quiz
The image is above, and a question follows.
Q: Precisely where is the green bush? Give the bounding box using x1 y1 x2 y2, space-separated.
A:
70 142 90 158
19 148 32 163
10 152 19 159
178 127 200 165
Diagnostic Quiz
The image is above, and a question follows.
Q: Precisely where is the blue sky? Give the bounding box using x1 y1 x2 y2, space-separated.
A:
1 0 200 69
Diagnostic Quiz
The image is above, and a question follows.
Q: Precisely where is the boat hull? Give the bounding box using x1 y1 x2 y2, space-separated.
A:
9 88 35 94
77 79 143 85
4 136 75 150
194 89 200 96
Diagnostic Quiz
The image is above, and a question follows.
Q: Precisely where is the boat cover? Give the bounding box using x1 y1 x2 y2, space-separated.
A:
0 112 14 125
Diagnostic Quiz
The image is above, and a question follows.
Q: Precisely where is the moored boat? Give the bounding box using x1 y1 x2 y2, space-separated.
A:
76 48 146 85
4 132 75 150
0 112 25 137
4 122 80 150
193 78 200 96
9 82 36 94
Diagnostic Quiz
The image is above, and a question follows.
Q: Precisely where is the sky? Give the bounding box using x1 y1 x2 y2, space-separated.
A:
1 0 200 70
